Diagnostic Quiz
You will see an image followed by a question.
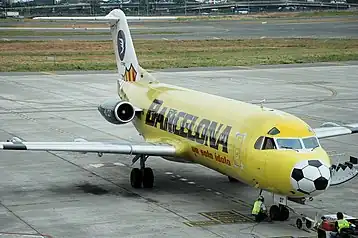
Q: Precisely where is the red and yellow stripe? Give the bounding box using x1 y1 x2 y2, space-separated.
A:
124 64 137 82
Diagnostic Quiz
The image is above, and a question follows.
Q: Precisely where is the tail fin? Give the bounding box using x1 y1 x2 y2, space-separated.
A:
33 10 177 83
108 10 139 82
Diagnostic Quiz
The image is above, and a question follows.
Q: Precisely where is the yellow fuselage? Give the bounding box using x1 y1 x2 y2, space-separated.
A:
119 74 332 198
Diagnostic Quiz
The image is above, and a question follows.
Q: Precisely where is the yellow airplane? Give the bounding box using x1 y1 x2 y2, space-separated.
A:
1 9 358 222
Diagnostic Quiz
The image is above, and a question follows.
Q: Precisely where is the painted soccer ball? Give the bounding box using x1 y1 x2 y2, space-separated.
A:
290 159 331 196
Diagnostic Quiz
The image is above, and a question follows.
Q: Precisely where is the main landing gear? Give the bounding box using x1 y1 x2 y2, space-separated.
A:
130 154 154 189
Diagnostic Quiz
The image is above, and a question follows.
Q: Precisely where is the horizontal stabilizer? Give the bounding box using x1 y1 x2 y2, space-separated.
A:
330 156 358 186
33 11 177 22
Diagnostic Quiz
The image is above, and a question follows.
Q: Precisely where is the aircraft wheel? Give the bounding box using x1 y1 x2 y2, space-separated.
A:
296 218 303 229
130 168 142 188
228 176 239 182
279 205 290 221
269 205 280 221
142 167 154 188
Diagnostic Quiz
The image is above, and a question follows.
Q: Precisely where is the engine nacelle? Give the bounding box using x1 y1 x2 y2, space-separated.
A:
98 99 136 125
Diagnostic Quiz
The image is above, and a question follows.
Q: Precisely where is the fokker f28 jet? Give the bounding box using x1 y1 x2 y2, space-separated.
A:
1 9 358 222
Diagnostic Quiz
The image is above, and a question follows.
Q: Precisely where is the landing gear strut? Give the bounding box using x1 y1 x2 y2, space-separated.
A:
130 155 154 189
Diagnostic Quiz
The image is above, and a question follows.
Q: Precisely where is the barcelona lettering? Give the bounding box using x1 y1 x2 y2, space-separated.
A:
145 98 232 154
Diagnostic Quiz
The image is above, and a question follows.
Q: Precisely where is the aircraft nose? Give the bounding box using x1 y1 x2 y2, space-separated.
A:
290 159 331 196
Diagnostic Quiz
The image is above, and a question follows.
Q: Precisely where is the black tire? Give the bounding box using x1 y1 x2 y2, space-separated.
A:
296 218 303 229
130 168 142 188
228 176 239 182
143 167 154 188
305 220 312 229
279 206 290 221
269 205 280 221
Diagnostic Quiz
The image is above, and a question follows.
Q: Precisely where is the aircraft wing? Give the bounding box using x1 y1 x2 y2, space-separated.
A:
330 157 358 186
312 122 358 186
0 137 176 156
313 122 358 139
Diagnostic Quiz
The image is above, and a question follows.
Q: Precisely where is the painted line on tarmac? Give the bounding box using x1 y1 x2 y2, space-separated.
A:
41 71 57 76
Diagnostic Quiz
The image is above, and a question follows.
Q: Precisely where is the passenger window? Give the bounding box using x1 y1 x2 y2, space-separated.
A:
254 136 264 149
263 137 276 150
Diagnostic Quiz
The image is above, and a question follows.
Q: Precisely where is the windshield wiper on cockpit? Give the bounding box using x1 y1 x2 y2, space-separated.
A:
281 146 299 152
310 145 319 151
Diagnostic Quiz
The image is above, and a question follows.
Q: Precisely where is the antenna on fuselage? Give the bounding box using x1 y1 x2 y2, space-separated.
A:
259 99 266 110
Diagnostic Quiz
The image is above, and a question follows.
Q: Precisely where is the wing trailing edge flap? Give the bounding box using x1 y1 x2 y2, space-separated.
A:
330 156 358 186
0 137 177 156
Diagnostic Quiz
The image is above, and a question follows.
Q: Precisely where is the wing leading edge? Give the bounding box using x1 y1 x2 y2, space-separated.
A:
313 123 358 139
0 139 177 156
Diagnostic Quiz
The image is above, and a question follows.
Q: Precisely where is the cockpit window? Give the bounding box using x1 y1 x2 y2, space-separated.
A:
276 138 303 150
263 137 276 150
302 137 319 149
255 136 319 151
268 127 280 135
255 135 319 151
254 136 264 149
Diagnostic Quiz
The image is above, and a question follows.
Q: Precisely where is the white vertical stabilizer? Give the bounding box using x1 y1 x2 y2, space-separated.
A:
107 10 140 82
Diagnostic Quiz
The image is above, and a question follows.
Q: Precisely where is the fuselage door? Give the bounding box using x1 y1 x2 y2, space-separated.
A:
234 132 246 169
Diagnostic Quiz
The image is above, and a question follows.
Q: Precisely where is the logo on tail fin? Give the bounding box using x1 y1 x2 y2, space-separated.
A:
124 64 137 82
117 30 126 61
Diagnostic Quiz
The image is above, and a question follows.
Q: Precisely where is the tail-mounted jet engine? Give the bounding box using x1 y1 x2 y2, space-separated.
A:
98 99 141 125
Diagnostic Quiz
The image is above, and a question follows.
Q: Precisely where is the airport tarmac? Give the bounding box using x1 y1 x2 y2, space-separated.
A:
0 64 358 238
1 16 358 40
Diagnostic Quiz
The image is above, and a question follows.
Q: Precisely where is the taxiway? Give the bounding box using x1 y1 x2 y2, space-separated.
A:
1 16 358 40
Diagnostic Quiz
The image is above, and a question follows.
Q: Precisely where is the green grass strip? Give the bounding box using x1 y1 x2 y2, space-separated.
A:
0 38 357 72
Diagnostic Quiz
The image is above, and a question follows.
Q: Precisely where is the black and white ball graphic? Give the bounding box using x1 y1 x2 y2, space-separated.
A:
290 159 331 196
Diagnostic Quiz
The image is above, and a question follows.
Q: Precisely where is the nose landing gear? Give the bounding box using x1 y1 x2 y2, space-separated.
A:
267 194 290 221
269 204 290 221
130 154 154 189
